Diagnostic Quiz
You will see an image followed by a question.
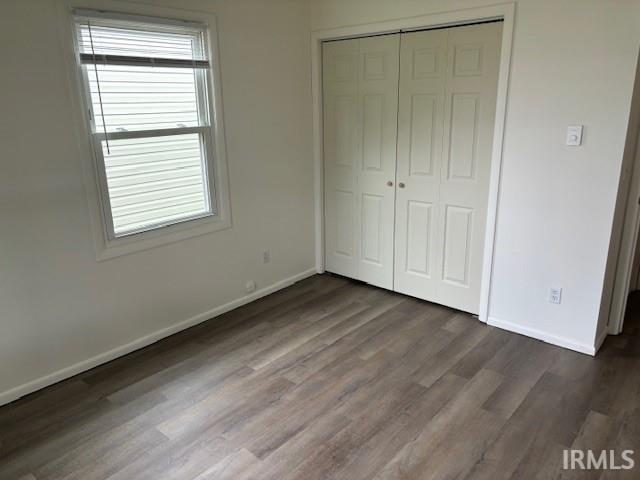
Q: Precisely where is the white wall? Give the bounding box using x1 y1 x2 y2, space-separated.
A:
311 0 640 353
0 0 314 403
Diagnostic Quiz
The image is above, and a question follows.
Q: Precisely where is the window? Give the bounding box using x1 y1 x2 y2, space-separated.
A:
73 10 222 239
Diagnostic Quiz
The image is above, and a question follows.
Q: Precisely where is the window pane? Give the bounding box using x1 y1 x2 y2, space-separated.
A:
102 133 211 236
87 64 201 132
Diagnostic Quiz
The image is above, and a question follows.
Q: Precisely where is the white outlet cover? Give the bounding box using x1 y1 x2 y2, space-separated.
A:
549 287 562 304
245 280 257 293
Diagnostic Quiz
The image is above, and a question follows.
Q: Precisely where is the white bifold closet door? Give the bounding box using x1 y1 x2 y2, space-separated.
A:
323 34 400 290
323 22 501 314
394 22 502 314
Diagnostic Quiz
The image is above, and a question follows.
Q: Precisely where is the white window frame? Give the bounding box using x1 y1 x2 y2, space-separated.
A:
60 1 231 260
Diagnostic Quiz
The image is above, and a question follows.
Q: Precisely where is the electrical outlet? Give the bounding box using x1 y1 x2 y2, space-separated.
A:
549 287 562 305
245 280 256 293
262 250 271 264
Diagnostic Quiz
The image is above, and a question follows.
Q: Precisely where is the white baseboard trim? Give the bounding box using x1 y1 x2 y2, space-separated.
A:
0 268 317 407
594 328 609 354
487 316 597 356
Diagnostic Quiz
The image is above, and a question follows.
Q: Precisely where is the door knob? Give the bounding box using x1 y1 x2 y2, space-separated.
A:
398 182 406 188
387 181 393 187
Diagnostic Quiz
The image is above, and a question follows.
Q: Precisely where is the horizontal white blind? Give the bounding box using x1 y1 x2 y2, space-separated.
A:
79 54 210 69
74 12 215 237
75 20 207 60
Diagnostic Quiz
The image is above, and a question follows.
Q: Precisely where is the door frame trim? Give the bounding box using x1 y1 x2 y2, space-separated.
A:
607 104 640 335
311 3 516 322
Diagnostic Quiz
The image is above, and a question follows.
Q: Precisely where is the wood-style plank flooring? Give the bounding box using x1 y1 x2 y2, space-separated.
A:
1 274 640 479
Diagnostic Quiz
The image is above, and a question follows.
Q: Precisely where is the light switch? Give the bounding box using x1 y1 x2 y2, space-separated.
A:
566 125 583 146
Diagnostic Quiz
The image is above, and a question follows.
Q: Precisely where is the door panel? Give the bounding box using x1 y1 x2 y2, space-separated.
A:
442 205 473 286
437 22 502 312
394 28 447 301
408 94 438 176
335 190 354 257
406 200 433 276
362 193 383 264
324 40 358 278
447 93 480 180
357 35 399 288
395 22 502 313
334 96 355 167
323 35 399 289
362 94 384 171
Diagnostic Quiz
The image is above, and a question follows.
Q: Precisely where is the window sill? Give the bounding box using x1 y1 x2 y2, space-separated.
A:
95 213 231 261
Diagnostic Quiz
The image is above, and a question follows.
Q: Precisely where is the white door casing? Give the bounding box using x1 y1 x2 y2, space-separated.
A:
323 34 400 289
394 22 502 313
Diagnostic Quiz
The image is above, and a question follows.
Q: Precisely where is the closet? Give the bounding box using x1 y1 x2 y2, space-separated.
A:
323 21 502 314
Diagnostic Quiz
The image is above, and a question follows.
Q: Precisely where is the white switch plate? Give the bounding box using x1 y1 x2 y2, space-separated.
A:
566 125 583 146
549 287 562 304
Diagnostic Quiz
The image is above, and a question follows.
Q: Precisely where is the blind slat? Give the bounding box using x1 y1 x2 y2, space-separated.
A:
80 53 210 69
